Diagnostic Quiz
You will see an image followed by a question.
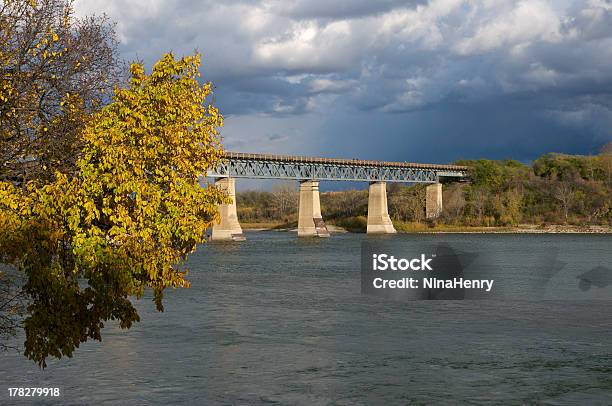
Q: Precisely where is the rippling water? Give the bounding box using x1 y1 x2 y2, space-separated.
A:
1 232 611 405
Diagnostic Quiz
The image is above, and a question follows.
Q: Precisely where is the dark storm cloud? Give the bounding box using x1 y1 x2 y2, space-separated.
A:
75 0 612 161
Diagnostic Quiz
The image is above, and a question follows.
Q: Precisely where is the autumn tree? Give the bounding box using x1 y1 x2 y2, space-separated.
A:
0 53 227 366
338 189 368 217
0 0 122 184
553 181 575 223
442 183 466 221
388 184 426 222
321 189 368 219
271 182 297 220
601 142 612 185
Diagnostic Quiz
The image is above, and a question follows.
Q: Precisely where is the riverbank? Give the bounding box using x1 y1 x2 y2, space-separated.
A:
241 222 348 233
394 222 612 233
240 221 612 234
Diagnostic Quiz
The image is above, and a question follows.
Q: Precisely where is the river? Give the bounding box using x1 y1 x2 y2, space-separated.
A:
1 232 611 405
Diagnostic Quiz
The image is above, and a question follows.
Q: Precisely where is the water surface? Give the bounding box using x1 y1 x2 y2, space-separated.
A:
1 232 611 405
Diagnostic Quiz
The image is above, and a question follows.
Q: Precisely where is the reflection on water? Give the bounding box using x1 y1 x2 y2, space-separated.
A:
1 232 611 405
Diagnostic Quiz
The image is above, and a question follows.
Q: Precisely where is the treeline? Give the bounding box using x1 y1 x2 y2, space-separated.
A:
236 147 612 229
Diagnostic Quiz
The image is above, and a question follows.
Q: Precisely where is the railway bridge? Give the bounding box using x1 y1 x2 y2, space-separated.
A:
208 152 469 241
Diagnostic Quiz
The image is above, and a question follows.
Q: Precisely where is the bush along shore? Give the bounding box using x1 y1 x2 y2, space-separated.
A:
236 149 612 234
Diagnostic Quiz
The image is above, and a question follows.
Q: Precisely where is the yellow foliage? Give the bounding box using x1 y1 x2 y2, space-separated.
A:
0 53 227 367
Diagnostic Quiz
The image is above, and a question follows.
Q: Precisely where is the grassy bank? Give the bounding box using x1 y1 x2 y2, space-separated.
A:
392 221 513 233
240 220 612 233
240 221 286 229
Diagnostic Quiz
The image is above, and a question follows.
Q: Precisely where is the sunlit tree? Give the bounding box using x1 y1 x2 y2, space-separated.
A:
0 53 227 367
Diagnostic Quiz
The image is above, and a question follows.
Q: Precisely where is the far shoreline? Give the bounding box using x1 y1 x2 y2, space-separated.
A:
240 222 612 234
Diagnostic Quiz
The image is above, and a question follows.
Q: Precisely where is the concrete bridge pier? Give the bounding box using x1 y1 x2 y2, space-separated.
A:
298 180 330 237
426 182 443 219
367 181 396 234
211 177 246 241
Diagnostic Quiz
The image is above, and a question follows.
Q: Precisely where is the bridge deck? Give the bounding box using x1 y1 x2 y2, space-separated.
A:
223 152 468 172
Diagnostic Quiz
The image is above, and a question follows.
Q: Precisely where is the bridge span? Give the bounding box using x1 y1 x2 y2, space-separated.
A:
207 152 469 241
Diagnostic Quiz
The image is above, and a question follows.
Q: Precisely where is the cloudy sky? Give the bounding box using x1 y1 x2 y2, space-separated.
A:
75 0 612 166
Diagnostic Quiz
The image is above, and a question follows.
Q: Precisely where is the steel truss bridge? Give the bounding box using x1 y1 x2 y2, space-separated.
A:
209 152 469 183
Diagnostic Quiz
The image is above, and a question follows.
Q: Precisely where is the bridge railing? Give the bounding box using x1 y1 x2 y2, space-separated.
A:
221 152 468 172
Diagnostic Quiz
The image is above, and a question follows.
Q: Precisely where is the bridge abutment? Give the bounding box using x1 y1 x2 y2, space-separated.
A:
367 182 396 234
426 182 443 219
298 180 330 237
211 177 246 241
